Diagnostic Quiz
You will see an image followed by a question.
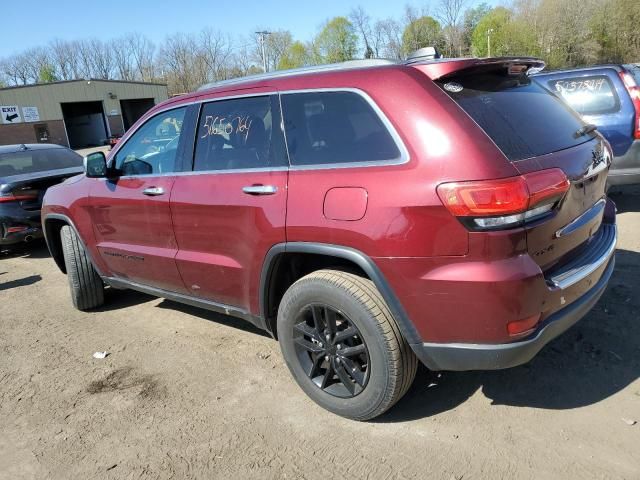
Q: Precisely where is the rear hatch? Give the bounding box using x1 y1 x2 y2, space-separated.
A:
426 60 612 272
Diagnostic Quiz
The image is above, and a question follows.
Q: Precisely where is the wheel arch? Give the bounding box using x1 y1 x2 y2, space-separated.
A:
260 242 421 345
43 213 101 276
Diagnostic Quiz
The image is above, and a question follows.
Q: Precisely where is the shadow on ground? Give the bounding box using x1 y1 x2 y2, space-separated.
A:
0 274 42 291
378 247 640 422
0 240 50 259
609 185 640 213
157 299 270 338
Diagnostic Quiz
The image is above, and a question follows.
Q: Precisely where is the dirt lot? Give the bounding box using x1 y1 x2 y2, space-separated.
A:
1 190 639 480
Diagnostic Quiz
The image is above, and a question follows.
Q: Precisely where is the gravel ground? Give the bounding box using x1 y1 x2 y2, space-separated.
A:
0 188 639 480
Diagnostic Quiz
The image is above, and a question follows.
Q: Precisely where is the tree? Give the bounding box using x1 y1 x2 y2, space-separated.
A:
38 64 57 83
374 18 403 59
437 0 468 56
401 16 443 56
314 17 358 63
349 6 374 58
278 41 309 69
463 3 491 54
471 7 513 57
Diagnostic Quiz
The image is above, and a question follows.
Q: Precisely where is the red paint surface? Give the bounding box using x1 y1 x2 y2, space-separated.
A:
42 59 615 345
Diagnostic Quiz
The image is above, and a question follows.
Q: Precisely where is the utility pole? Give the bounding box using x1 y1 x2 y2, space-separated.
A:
487 28 494 57
255 31 271 72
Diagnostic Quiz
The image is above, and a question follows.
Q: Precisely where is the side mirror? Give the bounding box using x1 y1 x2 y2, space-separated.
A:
84 151 107 178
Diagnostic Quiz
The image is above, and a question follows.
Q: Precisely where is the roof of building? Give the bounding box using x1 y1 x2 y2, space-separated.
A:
0 78 167 92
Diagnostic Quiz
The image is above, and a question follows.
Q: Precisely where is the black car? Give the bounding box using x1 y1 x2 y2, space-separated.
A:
0 144 83 248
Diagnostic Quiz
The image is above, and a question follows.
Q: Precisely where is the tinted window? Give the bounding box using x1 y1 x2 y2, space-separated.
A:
547 75 618 115
114 107 186 176
440 71 591 161
0 148 82 177
281 91 401 166
194 96 285 171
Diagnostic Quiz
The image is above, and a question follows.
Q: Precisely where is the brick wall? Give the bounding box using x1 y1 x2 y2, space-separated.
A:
0 120 68 147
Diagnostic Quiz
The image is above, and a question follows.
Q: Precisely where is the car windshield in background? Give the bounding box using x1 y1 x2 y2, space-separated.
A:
547 75 619 115
0 148 82 177
438 70 591 162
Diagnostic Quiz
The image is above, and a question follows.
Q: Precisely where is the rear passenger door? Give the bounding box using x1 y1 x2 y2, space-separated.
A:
171 93 288 313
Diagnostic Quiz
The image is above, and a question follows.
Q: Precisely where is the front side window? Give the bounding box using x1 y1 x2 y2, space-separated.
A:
548 75 619 115
114 107 186 176
280 91 401 166
194 96 285 171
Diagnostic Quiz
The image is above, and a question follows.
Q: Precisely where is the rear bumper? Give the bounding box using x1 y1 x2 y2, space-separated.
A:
0 211 43 246
608 139 640 187
412 255 615 371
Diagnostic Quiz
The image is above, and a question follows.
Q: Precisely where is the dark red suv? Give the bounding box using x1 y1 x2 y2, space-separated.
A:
42 57 617 420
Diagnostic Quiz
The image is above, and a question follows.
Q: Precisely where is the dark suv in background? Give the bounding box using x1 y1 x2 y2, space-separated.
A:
534 64 640 187
42 57 616 420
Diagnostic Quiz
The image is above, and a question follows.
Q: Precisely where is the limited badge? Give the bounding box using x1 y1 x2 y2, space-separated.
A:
444 82 463 93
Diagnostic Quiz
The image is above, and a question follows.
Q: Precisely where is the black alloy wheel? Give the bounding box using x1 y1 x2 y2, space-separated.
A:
293 304 369 398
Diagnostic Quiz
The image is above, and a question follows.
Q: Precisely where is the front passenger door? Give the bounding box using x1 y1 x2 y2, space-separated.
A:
89 106 192 293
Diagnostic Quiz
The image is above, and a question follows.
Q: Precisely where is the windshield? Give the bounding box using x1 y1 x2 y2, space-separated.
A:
0 148 82 177
438 69 593 161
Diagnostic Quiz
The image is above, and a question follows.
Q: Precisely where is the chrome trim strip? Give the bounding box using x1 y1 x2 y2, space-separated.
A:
108 88 410 177
555 198 606 238
548 224 617 290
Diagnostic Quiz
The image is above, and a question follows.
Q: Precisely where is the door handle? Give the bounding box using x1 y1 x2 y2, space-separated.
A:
142 187 165 196
242 185 278 195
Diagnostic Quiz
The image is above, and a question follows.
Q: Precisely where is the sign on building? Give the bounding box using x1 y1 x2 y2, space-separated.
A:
1 105 22 124
22 106 40 122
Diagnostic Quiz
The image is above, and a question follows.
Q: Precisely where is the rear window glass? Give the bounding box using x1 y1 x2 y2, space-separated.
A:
439 71 591 161
281 91 401 166
547 75 619 115
0 148 82 177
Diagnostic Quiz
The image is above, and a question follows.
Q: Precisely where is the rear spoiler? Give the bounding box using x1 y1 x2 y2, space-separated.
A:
411 57 546 80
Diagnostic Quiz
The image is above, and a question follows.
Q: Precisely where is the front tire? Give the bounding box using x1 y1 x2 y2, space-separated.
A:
277 270 417 420
60 225 104 311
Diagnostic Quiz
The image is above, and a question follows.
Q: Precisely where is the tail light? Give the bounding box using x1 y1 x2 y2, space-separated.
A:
437 168 570 230
0 192 38 203
619 70 640 140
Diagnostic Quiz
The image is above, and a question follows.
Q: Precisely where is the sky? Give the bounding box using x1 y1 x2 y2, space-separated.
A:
2 0 499 58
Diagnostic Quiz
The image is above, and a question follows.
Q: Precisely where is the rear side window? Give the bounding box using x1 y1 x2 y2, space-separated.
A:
281 91 401 166
547 75 619 115
0 148 82 177
194 95 286 171
439 71 591 162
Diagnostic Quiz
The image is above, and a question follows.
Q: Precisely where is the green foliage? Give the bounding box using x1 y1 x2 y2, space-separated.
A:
471 7 512 57
401 16 442 56
278 41 309 70
314 17 358 63
38 63 57 83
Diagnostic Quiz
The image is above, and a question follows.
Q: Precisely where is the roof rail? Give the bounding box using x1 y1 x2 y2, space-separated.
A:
197 59 397 91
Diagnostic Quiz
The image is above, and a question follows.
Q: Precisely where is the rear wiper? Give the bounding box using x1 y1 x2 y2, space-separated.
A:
574 124 598 138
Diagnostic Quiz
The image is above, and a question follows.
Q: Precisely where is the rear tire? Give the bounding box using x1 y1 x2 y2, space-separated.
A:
277 269 417 420
60 225 104 311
